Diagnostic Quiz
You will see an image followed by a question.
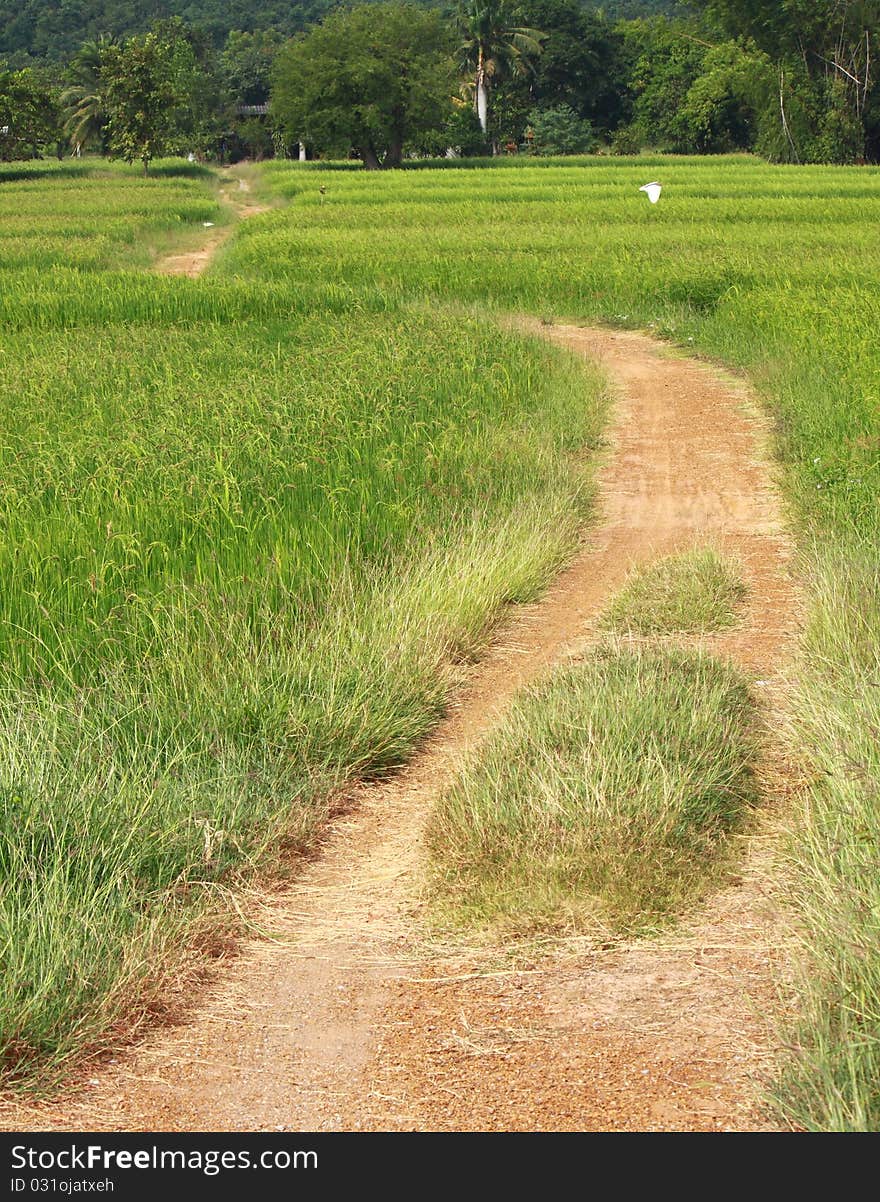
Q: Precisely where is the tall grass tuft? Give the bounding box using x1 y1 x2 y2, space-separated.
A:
768 547 880 1130
602 548 747 635
429 644 759 936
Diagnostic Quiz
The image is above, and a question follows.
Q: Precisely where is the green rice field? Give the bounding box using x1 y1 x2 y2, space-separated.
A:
0 158 605 1088
2 153 879 1129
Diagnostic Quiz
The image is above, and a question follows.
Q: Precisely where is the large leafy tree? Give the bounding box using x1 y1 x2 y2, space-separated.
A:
100 29 191 172
62 22 226 163
150 17 229 154
623 18 709 151
456 1 545 141
222 29 283 107
511 0 631 135
272 3 456 169
675 41 773 154
619 17 774 155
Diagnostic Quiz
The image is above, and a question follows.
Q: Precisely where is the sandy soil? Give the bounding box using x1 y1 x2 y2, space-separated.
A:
0 317 801 1133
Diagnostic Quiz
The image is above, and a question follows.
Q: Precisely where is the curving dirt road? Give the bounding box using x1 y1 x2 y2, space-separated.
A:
1 319 800 1133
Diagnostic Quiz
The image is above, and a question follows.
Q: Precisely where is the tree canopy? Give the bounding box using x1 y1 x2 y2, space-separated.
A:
100 28 194 170
222 29 282 107
512 0 633 134
272 3 456 168
693 0 880 159
0 1 333 63
0 67 62 159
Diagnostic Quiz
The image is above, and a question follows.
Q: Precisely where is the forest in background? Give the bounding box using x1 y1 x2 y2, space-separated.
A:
2 3 880 169
0 0 677 62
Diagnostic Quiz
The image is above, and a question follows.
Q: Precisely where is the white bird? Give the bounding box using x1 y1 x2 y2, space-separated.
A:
639 182 662 204
202 221 215 227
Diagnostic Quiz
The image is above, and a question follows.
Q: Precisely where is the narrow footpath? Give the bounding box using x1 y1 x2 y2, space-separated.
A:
154 170 269 277
2 314 800 1132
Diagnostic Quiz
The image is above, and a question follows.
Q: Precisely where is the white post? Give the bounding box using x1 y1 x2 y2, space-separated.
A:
298 141 307 162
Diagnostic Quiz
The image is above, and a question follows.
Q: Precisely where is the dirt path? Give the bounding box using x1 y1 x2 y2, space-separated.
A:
154 171 269 278
2 324 799 1133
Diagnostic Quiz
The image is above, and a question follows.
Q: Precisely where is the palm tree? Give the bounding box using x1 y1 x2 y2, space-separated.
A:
456 1 544 146
61 35 116 154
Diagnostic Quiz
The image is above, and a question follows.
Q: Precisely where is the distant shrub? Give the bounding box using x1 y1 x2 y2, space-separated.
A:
610 124 643 155
528 105 595 157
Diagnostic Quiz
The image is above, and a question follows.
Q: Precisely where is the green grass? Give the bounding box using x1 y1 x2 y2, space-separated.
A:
3 153 880 1125
766 548 880 1130
0 159 607 1086
254 157 880 1129
602 548 747 635
429 644 759 936
0 158 220 272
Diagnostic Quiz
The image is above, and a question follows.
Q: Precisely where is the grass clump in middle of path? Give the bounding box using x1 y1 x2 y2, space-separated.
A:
602 548 747 635
429 643 759 936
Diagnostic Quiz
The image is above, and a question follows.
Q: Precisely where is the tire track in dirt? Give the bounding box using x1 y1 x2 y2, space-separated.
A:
1 324 800 1133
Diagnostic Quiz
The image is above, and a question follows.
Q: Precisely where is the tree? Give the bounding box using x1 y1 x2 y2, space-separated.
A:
694 0 880 161
100 28 202 172
272 3 456 169
622 18 708 151
150 18 230 157
511 0 631 136
455 1 545 145
677 41 773 154
222 29 283 107
0 67 62 160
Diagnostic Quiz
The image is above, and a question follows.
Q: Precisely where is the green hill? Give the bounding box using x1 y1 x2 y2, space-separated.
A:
0 0 683 63
0 0 329 61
